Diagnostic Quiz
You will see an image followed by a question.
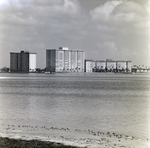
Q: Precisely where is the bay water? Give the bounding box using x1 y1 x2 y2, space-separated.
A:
0 73 150 146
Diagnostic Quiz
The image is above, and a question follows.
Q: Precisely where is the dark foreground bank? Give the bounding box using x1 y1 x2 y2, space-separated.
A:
0 137 85 148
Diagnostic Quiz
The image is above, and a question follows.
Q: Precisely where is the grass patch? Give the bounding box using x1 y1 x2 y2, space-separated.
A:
0 137 84 148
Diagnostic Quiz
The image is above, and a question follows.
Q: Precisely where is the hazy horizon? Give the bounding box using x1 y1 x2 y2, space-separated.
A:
0 0 150 68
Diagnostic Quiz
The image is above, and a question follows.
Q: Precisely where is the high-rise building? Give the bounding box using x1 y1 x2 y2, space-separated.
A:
29 53 37 72
10 51 36 72
10 52 18 72
46 47 85 72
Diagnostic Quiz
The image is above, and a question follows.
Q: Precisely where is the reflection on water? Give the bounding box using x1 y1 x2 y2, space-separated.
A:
0 73 150 140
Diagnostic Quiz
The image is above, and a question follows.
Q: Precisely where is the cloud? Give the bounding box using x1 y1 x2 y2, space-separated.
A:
0 0 83 67
0 0 82 35
144 0 150 15
89 0 150 54
90 0 149 23
0 0 81 18
63 0 80 14
90 0 122 20
113 1 148 22
0 0 149 68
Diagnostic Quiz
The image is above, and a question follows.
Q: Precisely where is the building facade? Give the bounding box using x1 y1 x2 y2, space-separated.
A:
106 59 116 71
84 59 95 73
10 51 36 72
10 52 18 72
29 53 37 72
95 60 106 72
85 59 132 73
46 47 85 72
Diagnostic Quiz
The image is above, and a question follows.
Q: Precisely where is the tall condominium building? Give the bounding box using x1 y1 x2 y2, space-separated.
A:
46 47 85 72
10 51 36 72
29 53 37 72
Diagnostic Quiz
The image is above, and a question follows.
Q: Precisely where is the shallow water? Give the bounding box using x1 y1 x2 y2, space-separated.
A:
0 73 150 146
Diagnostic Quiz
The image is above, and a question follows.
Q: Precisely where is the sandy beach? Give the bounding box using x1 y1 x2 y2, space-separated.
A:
0 123 150 148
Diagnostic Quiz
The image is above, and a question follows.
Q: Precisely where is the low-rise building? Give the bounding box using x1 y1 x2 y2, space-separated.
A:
106 59 116 72
95 60 106 72
84 59 95 73
85 59 132 73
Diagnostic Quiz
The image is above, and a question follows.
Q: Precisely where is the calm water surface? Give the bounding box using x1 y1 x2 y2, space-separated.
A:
0 73 150 140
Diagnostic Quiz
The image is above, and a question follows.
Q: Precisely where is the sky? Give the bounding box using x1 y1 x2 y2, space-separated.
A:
0 0 150 68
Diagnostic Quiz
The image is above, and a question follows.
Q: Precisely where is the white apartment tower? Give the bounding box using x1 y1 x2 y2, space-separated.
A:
46 47 85 72
29 53 36 72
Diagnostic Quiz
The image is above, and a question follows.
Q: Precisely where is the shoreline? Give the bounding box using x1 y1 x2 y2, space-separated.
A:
0 123 149 148
0 134 149 148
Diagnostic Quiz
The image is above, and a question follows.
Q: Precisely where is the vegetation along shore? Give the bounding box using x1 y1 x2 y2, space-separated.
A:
0 137 84 148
